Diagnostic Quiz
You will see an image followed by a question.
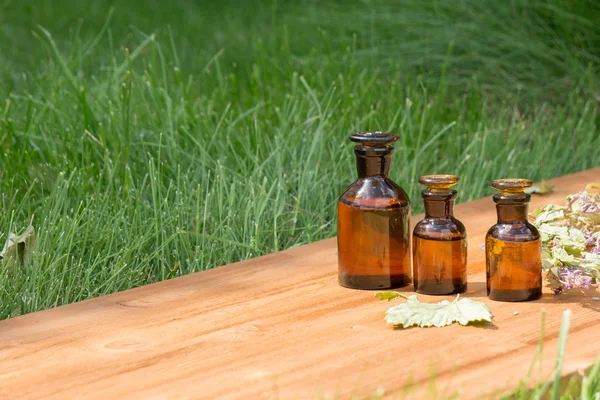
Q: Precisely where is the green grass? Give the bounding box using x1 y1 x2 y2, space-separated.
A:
347 310 600 399
501 310 600 400
308 310 599 399
0 0 598 322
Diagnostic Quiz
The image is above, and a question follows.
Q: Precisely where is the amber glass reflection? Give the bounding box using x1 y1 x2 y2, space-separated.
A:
486 179 542 302
337 132 411 289
413 175 467 295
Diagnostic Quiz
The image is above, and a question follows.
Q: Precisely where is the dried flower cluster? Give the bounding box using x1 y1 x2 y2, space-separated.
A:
530 184 600 294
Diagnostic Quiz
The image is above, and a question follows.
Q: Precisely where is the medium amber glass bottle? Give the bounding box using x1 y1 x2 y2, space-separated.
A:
337 132 411 290
413 175 467 295
486 179 542 302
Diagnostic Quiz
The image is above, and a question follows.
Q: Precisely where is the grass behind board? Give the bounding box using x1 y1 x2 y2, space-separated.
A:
0 0 599 321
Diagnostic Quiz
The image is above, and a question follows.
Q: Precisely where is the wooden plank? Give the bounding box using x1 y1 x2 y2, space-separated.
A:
0 167 599 399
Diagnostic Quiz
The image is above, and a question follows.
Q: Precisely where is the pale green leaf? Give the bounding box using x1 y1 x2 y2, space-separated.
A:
538 224 569 242
581 252 600 269
542 256 557 270
568 228 586 242
537 224 586 254
542 246 552 260
0 224 35 270
525 180 554 195
532 205 565 225
375 291 407 302
384 295 493 328
551 247 579 266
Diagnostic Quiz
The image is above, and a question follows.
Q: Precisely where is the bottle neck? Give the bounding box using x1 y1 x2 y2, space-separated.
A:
424 198 455 218
355 148 392 178
496 203 529 223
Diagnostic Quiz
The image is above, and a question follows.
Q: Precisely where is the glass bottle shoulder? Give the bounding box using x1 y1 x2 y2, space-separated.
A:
414 217 466 240
339 176 410 209
486 221 540 242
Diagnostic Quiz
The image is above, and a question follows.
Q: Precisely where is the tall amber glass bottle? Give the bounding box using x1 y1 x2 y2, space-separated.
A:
413 175 467 295
486 179 542 302
337 132 411 290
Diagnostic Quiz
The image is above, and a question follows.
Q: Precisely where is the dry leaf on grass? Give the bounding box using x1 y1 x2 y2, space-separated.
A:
0 222 35 270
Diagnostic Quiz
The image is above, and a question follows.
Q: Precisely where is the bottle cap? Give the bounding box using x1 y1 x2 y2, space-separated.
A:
491 179 533 195
491 178 532 203
349 131 399 148
419 174 459 194
419 174 459 198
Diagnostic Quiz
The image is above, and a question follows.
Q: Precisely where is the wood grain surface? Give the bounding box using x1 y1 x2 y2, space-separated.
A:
1 168 599 399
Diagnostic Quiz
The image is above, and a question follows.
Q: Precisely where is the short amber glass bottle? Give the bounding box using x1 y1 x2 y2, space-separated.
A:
337 132 411 290
486 179 542 302
413 175 467 295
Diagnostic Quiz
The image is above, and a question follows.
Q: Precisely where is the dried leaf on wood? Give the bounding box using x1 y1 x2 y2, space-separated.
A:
377 292 493 328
